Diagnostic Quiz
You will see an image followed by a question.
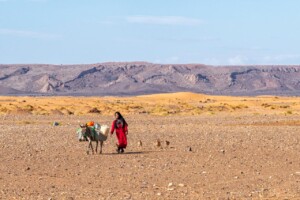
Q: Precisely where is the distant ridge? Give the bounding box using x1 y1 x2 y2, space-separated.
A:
0 62 299 96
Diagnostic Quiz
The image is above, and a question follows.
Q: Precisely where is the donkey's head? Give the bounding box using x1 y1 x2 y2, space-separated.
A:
78 124 90 141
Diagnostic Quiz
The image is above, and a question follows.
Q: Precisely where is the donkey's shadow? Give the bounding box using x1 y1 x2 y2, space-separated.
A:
101 150 157 156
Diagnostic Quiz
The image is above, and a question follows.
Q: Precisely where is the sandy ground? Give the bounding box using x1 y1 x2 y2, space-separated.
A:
0 113 300 200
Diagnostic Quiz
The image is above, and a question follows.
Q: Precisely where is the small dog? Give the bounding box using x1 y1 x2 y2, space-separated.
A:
165 140 170 147
155 139 161 148
138 140 143 147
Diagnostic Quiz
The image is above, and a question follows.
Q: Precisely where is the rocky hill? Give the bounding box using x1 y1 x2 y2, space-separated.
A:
0 62 299 96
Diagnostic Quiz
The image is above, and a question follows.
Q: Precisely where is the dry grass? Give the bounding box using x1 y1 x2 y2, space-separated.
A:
0 92 299 116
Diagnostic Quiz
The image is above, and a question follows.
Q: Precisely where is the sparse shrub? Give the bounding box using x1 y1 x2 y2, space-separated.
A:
88 107 101 114
280 105 290 109
286 110 293 114
261 103 271 108
130 105 143 109
18 121 34 125
0 107 8 112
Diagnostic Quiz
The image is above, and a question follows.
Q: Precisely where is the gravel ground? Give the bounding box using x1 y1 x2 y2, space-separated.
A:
0 114 300 199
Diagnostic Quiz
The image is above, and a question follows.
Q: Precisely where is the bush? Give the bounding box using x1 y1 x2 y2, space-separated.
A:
88 107 101 114
286 110 293 114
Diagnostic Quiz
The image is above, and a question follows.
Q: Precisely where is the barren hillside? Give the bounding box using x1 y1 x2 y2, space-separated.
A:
0 62 299 96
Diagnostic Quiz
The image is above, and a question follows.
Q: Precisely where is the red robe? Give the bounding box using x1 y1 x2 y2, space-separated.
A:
110 120 128 148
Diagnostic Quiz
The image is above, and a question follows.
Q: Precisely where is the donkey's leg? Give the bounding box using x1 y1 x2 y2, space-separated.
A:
86 137 91 155
95 140 98 153
100 141 103 154
90 139 94 154
87 137 94 154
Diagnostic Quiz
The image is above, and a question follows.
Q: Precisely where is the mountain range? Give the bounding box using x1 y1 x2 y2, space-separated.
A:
0 62 299 96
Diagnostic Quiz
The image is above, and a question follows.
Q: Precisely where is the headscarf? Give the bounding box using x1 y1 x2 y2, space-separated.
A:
114 112 127 128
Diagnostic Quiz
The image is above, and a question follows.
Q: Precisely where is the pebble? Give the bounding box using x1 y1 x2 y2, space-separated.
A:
178 183 185 187
157 192 161 196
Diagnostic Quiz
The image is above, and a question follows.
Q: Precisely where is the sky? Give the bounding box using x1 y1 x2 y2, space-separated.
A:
0 0 300 65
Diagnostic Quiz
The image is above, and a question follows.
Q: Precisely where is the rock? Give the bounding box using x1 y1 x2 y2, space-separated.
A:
168 183 173 187
295 172 300 176
53 122 59 126
178 183 185 187
157 192 162 196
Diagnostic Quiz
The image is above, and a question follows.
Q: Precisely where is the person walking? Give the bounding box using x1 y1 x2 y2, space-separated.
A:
110 112 128 153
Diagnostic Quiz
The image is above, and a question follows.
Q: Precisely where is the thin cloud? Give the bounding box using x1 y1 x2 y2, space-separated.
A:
154 56 180 64
126 15 203 26
0 0 48 2
154 36 218 43
228 55 249 65
27 0 49 2
0 29 61 39
263 54 300 62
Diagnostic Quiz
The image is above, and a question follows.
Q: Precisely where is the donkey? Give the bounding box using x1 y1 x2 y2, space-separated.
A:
78 124 109 154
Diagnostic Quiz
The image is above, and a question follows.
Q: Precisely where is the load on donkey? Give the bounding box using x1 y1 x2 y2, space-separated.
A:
77 121 110 154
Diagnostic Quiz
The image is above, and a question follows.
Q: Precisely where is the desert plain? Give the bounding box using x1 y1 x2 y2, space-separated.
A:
0 93 300 199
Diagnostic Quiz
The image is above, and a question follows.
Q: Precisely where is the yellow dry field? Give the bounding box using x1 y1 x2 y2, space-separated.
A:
0 92 299 116
0 93 300 199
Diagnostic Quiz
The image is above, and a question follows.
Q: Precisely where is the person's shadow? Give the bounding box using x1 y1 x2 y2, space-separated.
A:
101 150 158 155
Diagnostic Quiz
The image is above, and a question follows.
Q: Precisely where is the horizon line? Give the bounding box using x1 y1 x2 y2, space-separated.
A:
1 61 300 67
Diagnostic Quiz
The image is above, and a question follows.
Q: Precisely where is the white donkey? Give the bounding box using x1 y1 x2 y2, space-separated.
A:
77 123 110 154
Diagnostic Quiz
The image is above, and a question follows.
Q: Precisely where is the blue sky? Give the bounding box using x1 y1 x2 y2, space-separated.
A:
0 0 300 65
